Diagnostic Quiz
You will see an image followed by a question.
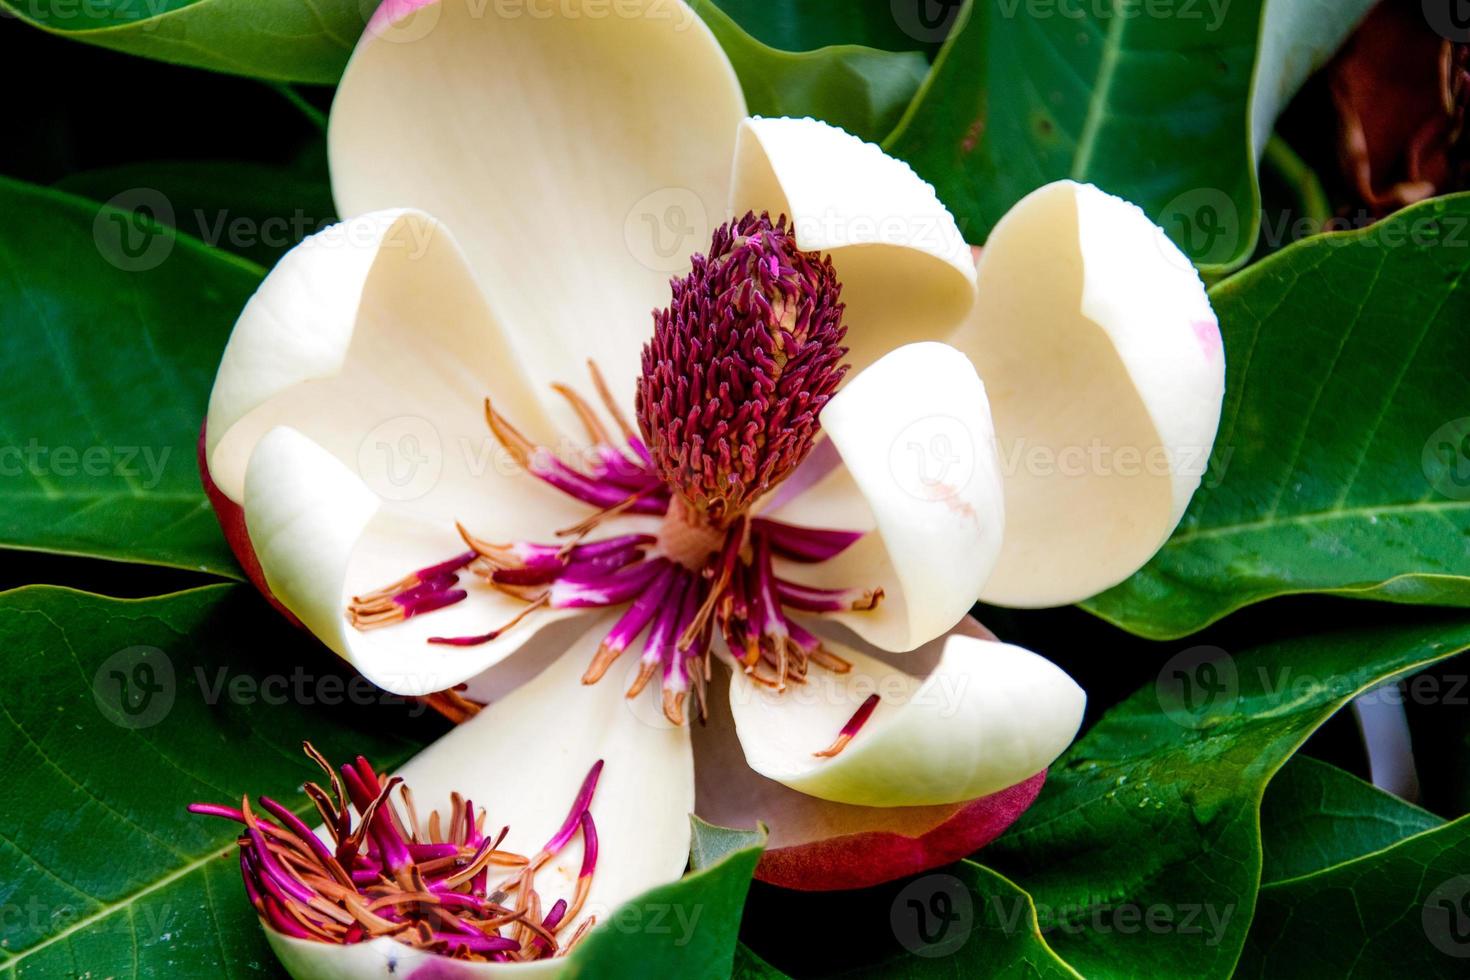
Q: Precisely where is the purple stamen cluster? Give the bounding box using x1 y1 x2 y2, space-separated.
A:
636 211 848 526
190 743 602 963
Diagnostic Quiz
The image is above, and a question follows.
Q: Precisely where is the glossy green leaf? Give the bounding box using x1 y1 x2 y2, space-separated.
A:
885 0 1374 270
983 616 1470 978
566 817 765 978
1238 815 1470 977
0 177 258 577
54 159 337 269
692 0 929 143
0 0 366 83
713 0 941 52
0 584 437 977
1085 194 1470 639
1259 755 1442 884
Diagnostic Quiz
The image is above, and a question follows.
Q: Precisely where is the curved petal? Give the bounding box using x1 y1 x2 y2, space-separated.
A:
729 116 977 374
267 618 694 977
692 621 1048 891
244 426 610 693
949 180 1225 607
764 342 1005 652
329 0 747 412
208 211 640 691
726 620 1085 808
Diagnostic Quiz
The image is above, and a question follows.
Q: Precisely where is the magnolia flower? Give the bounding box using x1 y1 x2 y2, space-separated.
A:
199 0 1224 972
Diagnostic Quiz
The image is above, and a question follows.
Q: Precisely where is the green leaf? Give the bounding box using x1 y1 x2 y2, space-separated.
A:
0 177 260 577
733 942 789 979
0 584 438 977
692 0 929 144
0 0 366 84
1085 194 1470 639
54 159 337 270
983 616 1470 979
565 818 765 978
885 0 1374 270
1259 755 1442 884
712 0 941 52
1238 815 1470 977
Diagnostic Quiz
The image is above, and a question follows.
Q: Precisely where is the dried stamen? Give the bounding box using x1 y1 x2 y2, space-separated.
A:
190 743 602 964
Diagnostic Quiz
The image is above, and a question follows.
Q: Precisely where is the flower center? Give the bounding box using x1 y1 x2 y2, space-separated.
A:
346 213 883 730
190 743 603 963
637 212 848 526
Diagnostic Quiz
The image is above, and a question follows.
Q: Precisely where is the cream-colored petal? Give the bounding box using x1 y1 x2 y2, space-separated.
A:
266 622 694 978
727 623 1084 807
329 0 747 414
763 342 1005 652
244 426 609 694
729 116 977 374
949 180 1225 608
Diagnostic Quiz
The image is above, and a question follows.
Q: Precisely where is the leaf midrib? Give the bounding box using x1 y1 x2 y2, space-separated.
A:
1163 499 1470 548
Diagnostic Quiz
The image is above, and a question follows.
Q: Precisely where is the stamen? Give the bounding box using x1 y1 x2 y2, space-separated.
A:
191 744 604 963
813 693 881 758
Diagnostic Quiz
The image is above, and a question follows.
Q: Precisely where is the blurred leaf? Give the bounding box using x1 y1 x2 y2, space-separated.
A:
0 177 260 577
713 0 943 52
886 0 1374 270
1238 815 1470 977
983 616 1470 978
0 0 365 83
693 0 929 143
1086 194 1470 639
54 160 337 269
0 584 437 977
1259 755 1442 883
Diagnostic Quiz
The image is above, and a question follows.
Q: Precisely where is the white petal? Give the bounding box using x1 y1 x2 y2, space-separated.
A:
764 342 1005 652
950 180 1225 607
729 117 977 374
727 624 1085 807
329 0 747 412
267 618 694 979
243 426 600 694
